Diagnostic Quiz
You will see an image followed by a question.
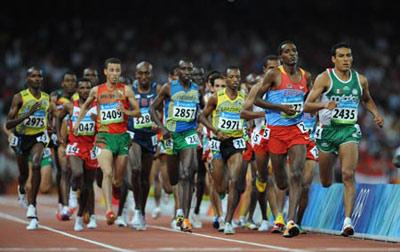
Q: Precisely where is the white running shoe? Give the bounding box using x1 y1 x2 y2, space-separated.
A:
258 220 272 232
26 204 37 219
131 209 141 229
224 222 235 235
218 217 225 232
115 216 128 227
69 190 78 210
26 218 39 230
136 215 147 231
17 186 28 209
245 221 258 230
191 213 202 229
170 218 181 231
74 217 84 231
87 215 97 229
341 217 355 237
151 207 161 219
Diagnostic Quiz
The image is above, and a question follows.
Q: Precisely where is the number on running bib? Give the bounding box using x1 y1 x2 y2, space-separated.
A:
36 132 49 144
331 100 358 124
134 108 152 129
9 135 19 147
209 139 221 151
297 122 308 134
252 133 261 145
172 101 196 122
66 143 79 155
76 121 95 135
218 112 243 132
24 111 46 128
185 134 199 145
233 138 246 149
100 103 123 124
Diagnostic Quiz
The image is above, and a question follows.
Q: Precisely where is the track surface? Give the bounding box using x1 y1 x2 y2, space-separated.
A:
0 195 399 252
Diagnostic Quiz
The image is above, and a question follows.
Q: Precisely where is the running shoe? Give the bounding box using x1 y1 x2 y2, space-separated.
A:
87 215 97 229
258 220 272 232
191 213 202 229
69 190 78 210
217 217 225 232
341 218 354 237
131 209 141 229
181 218 192 232
151 207 161 219
26 218 39 230
105 211 117 225
61 206 71 221
17 186 28 209
283 220 300 238
26 204 37 219
74 216 84 231
175 215 184 228
115 216 128 227
272 213 285 233
224 222 235 235
245 220 258 230
212 216 219 230
136 215 147 231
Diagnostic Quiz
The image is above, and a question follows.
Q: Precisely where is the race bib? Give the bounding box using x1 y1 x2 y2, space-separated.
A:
331 100 358 124
252 133 262 145
164 139 173 150
36 132 50 144
172 101 196 122
281 101 303 118
209 139 221 151
75 120 95 136
100 103 123 124
310 146 319 159
151 135 158 146
185 134 200 145
90 147 97 160
66 143 79 155
218 112 243 132
314 126 323 140
233 138 246 149
24 110 46 128
133 108 152 129
262 127 270 139
297 122 308 134
51 133 58 145
9 135 19 147
42 148 51 158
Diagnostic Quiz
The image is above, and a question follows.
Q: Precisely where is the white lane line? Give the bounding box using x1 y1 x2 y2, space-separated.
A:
147 224 310 252
0 212 135 252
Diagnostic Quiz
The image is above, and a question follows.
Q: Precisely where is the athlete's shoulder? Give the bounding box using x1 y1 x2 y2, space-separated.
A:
41 91 50 99
19 88 30 97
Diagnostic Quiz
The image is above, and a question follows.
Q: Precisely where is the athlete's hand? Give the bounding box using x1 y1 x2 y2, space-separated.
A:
324 101 337 110
160 127 171 140
216 130 228 141
280 105 296 116
373 114 384 128
27 102 41 116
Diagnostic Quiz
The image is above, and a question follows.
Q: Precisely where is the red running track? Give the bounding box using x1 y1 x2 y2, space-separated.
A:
0 195 399 252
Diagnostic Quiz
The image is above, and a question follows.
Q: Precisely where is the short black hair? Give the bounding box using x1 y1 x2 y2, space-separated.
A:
331 42 351 56
63 70 76 79
209 73 224 86
77 77 93 86
169 65 179 76
26 66 42 77
263 55 279 67
226 66 240 73
278 40 295 55
104 57 122 69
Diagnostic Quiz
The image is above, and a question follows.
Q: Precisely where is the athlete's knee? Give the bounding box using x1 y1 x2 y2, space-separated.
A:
40 183 52 194
275 178 288 190
289 169 303 184
342 169 355 183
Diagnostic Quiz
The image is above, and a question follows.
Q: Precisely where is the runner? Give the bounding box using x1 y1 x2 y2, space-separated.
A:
6 67 55 230
304 42 384 236
150 60 201 232
74 57 141 225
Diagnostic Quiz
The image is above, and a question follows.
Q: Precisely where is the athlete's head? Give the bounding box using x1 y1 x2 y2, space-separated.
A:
26 67 43 90
77 78 92 100
245 73 258 91
168 65 179 82
263 55 280 72
278 40 298 66
135 61 153 86
192 67 206 85
62 71 77 95
226 66 241 91
331 42 353 71
178 60 193 84
83 68 99 86
208 72 226 93
104 57 122 84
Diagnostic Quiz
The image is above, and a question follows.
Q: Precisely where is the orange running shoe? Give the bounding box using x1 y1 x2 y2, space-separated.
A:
181 218 192 232
105 211 117 225
283 220 299 238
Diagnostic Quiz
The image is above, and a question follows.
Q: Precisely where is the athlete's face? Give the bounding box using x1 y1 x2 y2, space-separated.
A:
192 67 205 85
104 63 122 84
226 69 241 91
135 64 153 85
77 81 92 100
280 43 298 66
213 78 226 92
332 47 353 71
264 59 280 72
26 70 43 89
178 61 193 83
62 74 77 94
83 69 99 85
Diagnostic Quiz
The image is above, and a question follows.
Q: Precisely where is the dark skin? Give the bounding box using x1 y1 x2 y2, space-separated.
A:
6 69 56 207
198 68 245 224
149 60 199 224
254 42 312 224
83 68 99 86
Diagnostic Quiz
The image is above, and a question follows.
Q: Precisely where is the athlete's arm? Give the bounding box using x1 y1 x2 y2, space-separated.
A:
254 69 295 115
56 102 72 145
123 86 141 117
304 72 336 113
74 87 97 134
6 93 40 130
150 83 170 138
359 74 384 127
240 83 265 120
198 94 227 140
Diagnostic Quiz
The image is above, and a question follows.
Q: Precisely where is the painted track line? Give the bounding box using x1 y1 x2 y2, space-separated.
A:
0 212 135 252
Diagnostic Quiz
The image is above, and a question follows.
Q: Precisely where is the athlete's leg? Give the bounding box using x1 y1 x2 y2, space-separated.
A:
225 152 244 224
178 148 197 219
39 164 53 194
194 148 206 215
16 155 29 196
140 151 154 216
297 159 316 225
286 144 306 222
319 151 337 187
339 142 358 219
58 145 70 207
28 143 44 206
97 149 114 212
210 159 226 194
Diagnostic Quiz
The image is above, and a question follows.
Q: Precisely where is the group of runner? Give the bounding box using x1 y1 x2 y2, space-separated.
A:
5 41 384 238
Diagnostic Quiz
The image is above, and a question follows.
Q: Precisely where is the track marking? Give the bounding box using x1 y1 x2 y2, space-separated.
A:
0 212 136 252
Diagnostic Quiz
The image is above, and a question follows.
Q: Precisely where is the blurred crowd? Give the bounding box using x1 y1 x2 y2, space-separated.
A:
1 0 399 185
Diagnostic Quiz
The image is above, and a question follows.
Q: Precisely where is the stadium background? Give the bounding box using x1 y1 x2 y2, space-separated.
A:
0 0 399 189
